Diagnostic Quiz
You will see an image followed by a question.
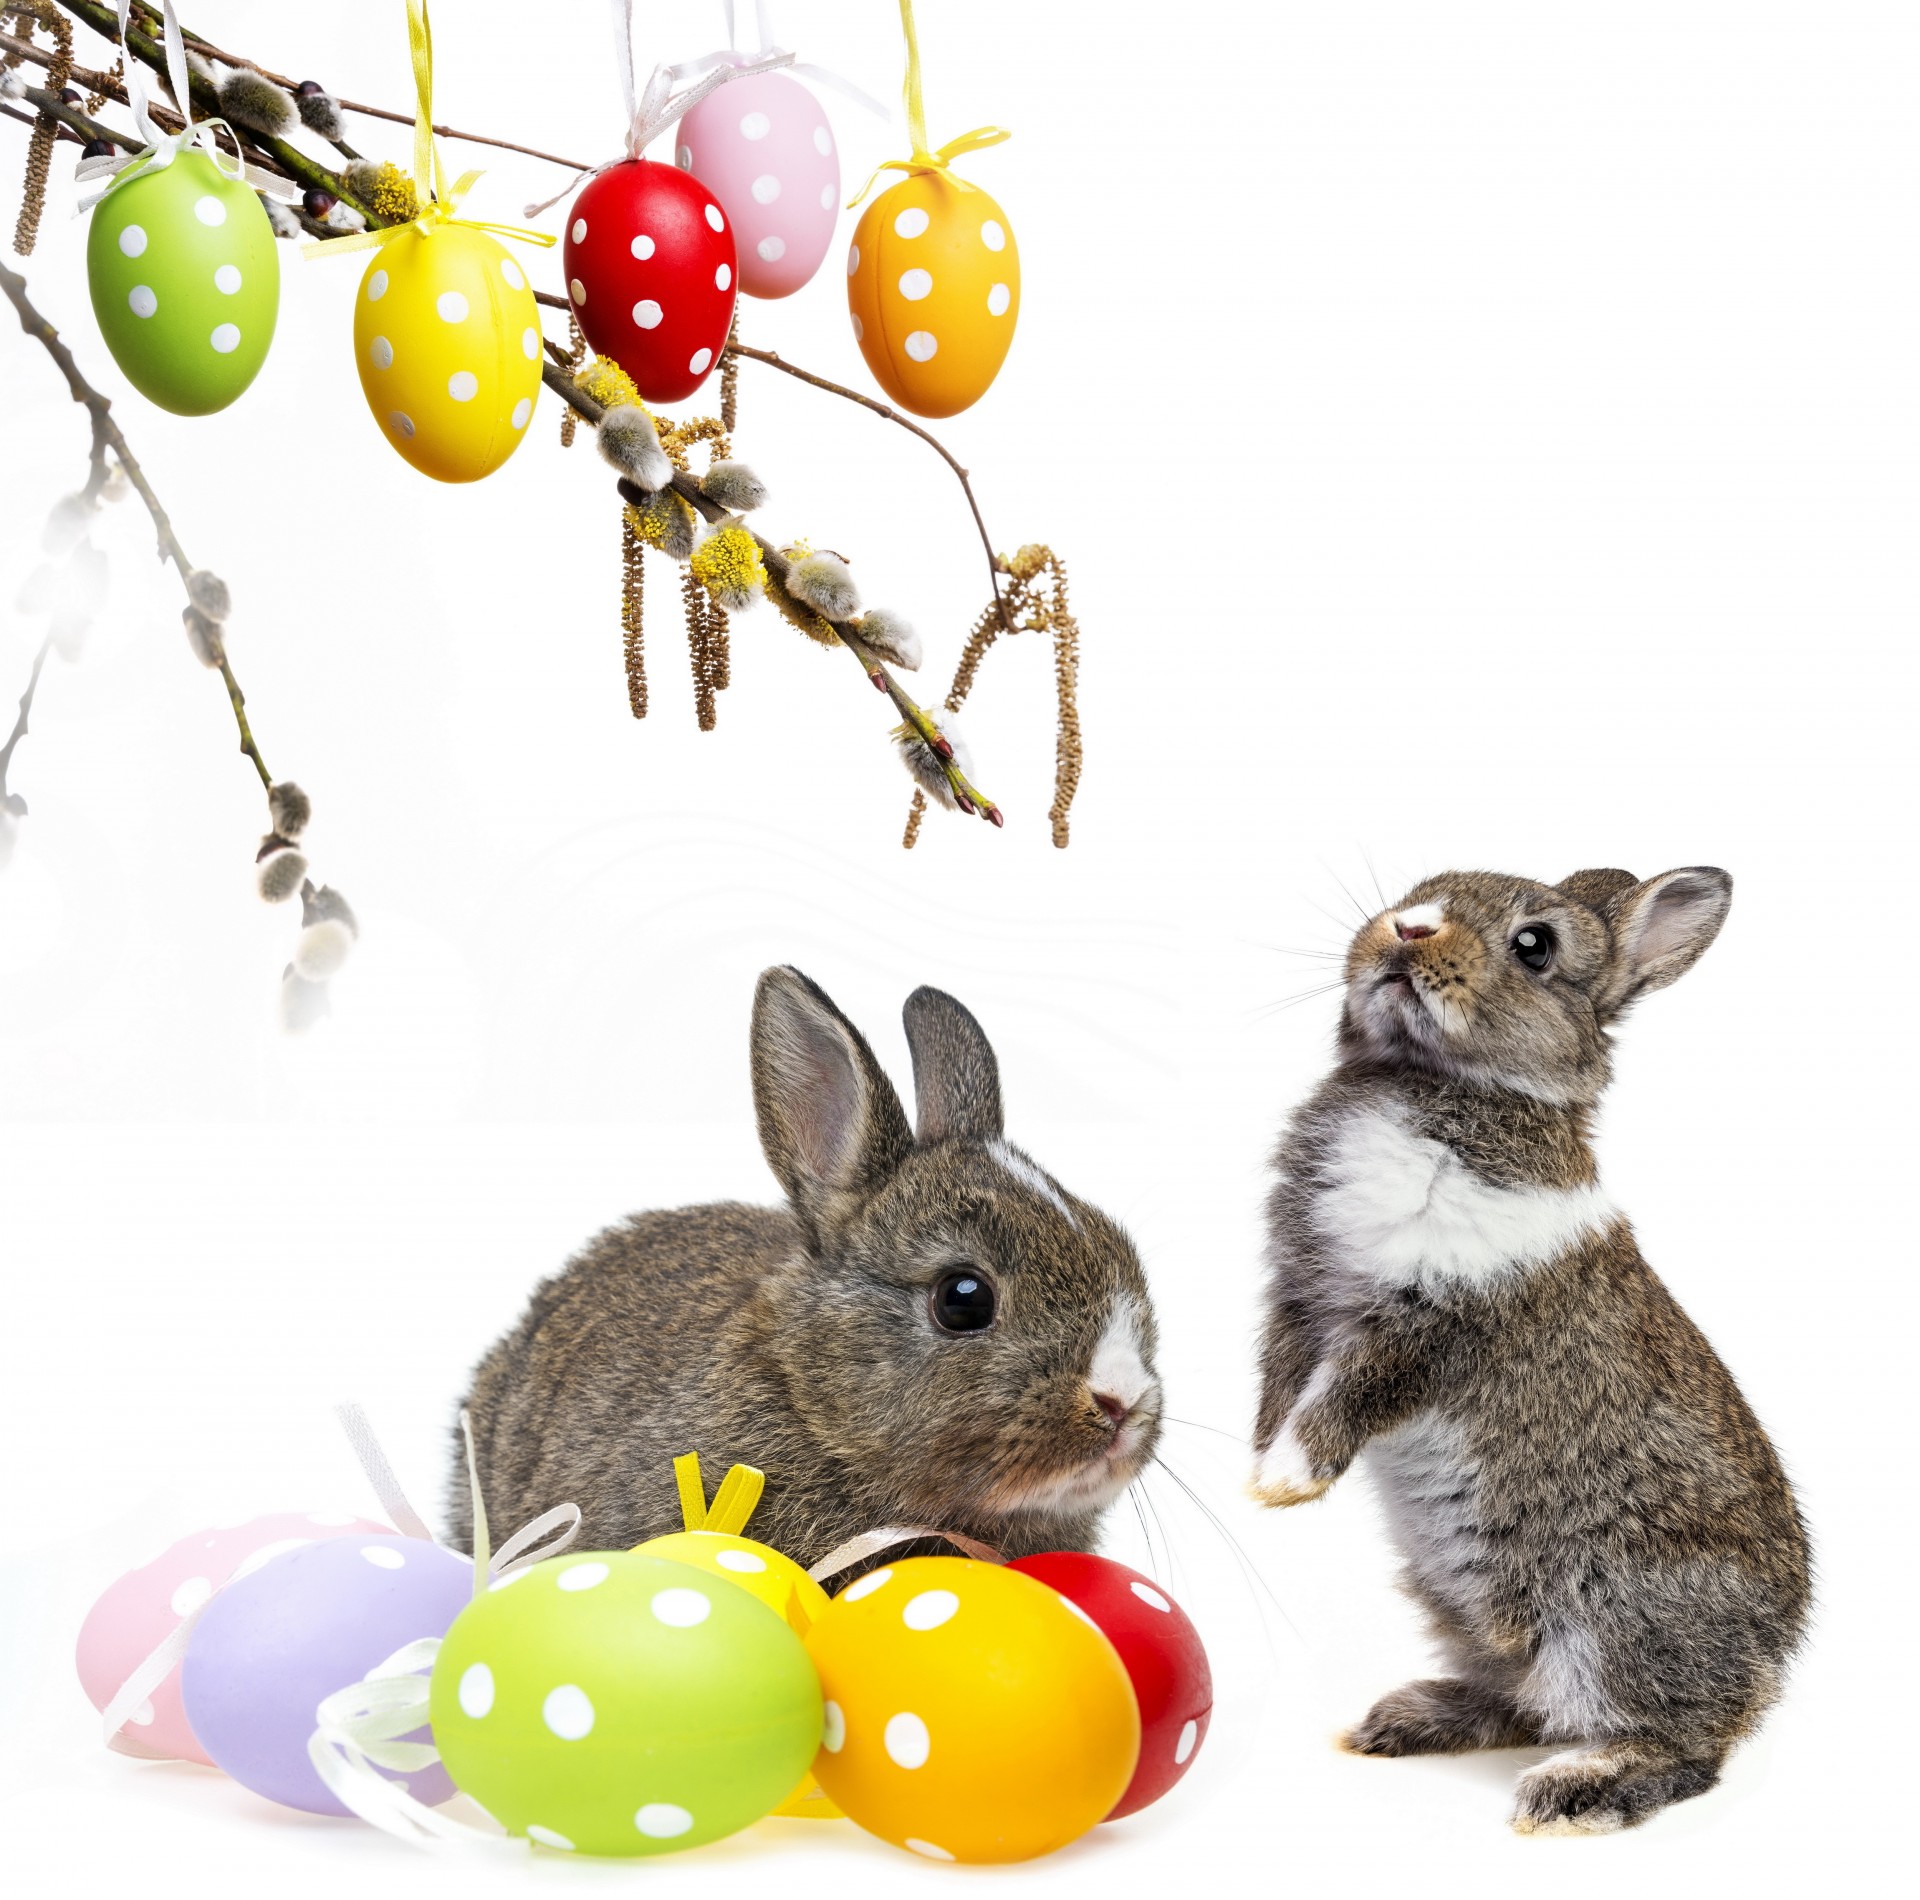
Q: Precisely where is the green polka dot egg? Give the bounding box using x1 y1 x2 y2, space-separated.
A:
86 149 279 417
353 225 542 484
429 1551 823 1856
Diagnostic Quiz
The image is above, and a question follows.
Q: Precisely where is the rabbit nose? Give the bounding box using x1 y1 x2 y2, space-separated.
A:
1091 1388 1130 1427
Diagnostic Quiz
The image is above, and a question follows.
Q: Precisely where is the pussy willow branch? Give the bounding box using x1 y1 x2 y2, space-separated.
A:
0 253 272 787
0 627 54 806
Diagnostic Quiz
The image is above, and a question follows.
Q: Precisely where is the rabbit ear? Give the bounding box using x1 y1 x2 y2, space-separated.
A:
1599 868 1733 1014
902 986 1005 1144
751 968 912 1223
1557 867 1638 911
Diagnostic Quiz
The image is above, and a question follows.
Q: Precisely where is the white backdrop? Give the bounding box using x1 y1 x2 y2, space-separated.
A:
1 2 1911 1895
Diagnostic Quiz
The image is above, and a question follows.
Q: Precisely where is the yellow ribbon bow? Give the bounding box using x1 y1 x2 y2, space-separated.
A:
673 1451 768 1535
305 0 555 258
850 0 1011 206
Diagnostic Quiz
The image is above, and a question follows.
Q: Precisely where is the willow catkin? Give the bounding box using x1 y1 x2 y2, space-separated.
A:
7 2 72 258
903 788 928 850
708 602 731 694
620 508 647 719
558 312 585 447
720 337 739 434
681 565 716 731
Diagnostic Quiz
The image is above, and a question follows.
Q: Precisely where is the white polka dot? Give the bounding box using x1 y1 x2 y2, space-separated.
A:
716 1548 767 1573
214 264 242 295
715 262 731 290
651 1586 711 1627
903 330 937 361
1130 1580 1172 1612
447 370 478 402
841 1566 892 1602
194 195 226 226
885 1712 931 1769
902 1589 959 1631
980 219 1006 251
894 207 930 240
521 326 538 359
819 183 835 210
436 291 469 324
500 257 525 289
388 410 415 437
118 224 146 257
847 244 860 276
1175 1718 1199 1764
631 233 655 259
987 281 1012 316
571 217 587 243
510 396 531 429
369 334 393 370
750 175 779 205
851 313 863 341
360 1544 405 1569
704 203 725 231
738 111 770 141
366 268 389 301
688 347 712 375
822 1701 846 1752
906 1840 955 1862
557 1561 609 1592
525 1824 573 1850
898 267 932 301
813 125 833 156
458 1663 494 1717
209 322 241 354
570 278 587 304
756 235 786 262
676 144 693 171
126 285 157 319
635 1803 693 1839
542 1684 594 1740
632 298 662 329
130 1700 155 1726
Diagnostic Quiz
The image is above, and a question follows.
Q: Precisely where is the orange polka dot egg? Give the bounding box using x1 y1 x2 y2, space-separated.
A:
353 224 542 483
846 173 1018 418
805 1557 1139 1863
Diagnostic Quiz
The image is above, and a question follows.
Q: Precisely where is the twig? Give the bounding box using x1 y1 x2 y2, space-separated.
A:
0 627 54 808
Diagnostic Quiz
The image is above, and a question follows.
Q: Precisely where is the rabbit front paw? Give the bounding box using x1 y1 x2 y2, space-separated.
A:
1247 1418 1337 1507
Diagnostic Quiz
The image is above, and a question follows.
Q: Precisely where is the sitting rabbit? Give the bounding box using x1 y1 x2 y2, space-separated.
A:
1251 866 1809 1834
453 967 1162 1568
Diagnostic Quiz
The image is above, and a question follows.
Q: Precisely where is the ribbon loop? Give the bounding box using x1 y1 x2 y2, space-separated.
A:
847 0 1010 207
806 1523 1005 1584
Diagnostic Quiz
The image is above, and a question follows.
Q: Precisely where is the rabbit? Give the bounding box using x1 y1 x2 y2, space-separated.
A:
1249 866 1810 1835
451 966 1163 1571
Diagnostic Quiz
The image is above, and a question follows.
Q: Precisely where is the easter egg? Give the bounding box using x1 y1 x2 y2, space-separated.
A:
677 69 838 299
846 173 1018 418
805 1557 1139 1863
75 1510 390 1764
180 1534 471 1814
562 160 735 403
353 225 542 483
635 1528 841 1819
430 1551 822 1857
86 148 280 416
1009 1552 1213 1818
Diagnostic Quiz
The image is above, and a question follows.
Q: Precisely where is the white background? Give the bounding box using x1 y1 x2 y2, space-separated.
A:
1 1 1912 1894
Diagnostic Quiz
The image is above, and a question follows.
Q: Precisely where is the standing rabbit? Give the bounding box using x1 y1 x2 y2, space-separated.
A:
1250 867 1809 1834
453 967 1162 1567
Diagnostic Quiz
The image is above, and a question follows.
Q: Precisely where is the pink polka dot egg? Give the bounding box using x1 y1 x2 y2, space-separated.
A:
677 68 840 300
75 1510 389 1763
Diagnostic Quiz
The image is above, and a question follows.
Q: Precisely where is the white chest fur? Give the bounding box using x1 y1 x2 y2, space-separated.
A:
1302 1106 1617 1290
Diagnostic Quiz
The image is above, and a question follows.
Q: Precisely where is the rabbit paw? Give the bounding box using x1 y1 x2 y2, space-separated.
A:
1341 1679 1542 1756
1246 1421 1336 1507
1510 1743 1722 1836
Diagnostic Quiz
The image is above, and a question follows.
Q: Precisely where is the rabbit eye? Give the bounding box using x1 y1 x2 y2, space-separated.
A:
1512 924 1556 972
931 1268 996 1334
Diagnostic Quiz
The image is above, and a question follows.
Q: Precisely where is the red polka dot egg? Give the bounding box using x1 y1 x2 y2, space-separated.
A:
563 160 736 403
1010 1551 1213 1818
846 172 1019 417
805 1557 1139 1863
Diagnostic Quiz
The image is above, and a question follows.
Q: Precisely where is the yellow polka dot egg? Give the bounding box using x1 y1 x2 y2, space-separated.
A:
846 173 1019 418
354 225 542 483
806 1557 1140 1863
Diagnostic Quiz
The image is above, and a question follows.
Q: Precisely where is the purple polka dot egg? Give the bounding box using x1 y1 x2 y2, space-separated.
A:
678 68 839 300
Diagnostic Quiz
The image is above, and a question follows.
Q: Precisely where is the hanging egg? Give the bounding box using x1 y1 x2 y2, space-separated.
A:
179 1534 472 1814
563 160 736 403
430 1551 822 1857
86 149 280 416
75 1510 390 1765
677 69 839 299
1009 1552 1213 1819
805 1557 1139 1863
846 173 1018 418
353 225 542 483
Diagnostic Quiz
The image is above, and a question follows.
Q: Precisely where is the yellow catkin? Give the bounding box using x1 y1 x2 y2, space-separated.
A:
366 161 419 224
688 525 766 606
578 355 642 412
